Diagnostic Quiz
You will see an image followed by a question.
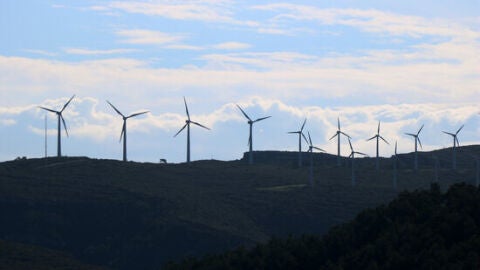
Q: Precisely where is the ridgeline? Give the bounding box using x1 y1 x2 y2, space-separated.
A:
1 145 479 269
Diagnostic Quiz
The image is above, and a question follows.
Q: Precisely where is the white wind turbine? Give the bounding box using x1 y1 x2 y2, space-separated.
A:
236 104 271 165
367 121 389 171
174 97 210 163
348 138 367 187
442 124 464 170
39 95 75 157
329 117 351 167
288 118 308 167
107 101 149 162
306 131 325 186
405 124 424 171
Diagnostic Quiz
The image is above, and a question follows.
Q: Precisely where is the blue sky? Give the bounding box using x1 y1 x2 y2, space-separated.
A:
0 1 479 163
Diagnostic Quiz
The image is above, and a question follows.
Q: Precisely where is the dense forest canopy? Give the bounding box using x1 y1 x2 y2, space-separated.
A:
165 183 480 270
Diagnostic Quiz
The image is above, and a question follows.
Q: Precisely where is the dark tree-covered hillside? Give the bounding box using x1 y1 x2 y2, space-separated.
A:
165 183 480 270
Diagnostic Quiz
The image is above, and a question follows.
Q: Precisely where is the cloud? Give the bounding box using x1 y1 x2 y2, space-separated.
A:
3 96 478 163
251 4 479 39
63 48 137 55
96 0 258 27
116 29 184 45
212 42 251 50
23 49 57 57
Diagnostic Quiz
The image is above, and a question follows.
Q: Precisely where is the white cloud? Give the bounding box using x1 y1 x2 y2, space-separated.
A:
164 44 204 50
251 4 480 39
98 0 258 26
63 48 137 55
23 49 57 57
116 29 184 45
212 42 251 50
0 119 16 126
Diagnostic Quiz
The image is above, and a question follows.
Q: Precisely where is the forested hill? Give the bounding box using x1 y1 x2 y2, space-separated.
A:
0 145 479 269
165 183 480 270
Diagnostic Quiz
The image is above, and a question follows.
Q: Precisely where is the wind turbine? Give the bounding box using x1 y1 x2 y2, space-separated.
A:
367 121 389 171
306 131 325 186
107 101 149 162
39 95 75 157
174 97 210 163
393 141 398 191
405 124 424 171
348 138 367 187
288 118 308 167
329 117 351 167
236 104 271 165
442 125 464 170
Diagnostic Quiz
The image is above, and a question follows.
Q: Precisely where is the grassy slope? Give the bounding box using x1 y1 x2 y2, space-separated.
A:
1 145 479 269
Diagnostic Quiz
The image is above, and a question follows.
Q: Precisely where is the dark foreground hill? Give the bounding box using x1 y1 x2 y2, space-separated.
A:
165 183 480 270
0 145 479 269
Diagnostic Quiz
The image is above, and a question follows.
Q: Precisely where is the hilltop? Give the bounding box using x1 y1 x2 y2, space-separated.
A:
0 145 479 269
165 183 480 269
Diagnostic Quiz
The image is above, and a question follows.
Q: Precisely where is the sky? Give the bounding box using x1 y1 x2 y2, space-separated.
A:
0 0 479 163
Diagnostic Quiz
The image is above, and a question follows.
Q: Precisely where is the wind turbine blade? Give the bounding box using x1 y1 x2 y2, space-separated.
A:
455 137 460 147
456 124 464 134
248 133 252 147
405 133 416 137
174 123 188 137
355 151 367 156
61 115 69 137
308 131 313 146
329 133 338 140
127 111 149 118
119 122 126 142
301 132 309 145
288 131 299 134
39 106 58 114
395 141 398 155
61 95 75 112
348 138 353 151
337 117 340 130
379 136 389 145
417 124 424 135
254 116 271 122
183 97 190 120
417 137 423 149
300 118 307 132
313 146 325 152
340 131 351 139
191 121 210 130
442 131 454 136
377 121 381 134
367 135 377 141
107 101 125 118
236 104 252 121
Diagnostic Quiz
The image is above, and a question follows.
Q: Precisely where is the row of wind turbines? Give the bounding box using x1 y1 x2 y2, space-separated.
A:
39 95 467 170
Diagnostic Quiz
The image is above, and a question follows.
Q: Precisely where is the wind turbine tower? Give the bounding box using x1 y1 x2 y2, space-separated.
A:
367 121 389 171
107 101 149 162
288 118 308 167
348 138 367 187
405 124 424 171
236 104 271 165
306 131 325 186
393 141 398 191
329 118 351 167
442 125 464 170
174 97 210 163
39 95 75 157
